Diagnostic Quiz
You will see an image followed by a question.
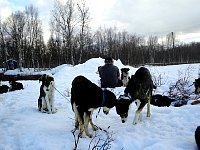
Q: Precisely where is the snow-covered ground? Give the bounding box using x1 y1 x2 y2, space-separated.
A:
0 58 200 150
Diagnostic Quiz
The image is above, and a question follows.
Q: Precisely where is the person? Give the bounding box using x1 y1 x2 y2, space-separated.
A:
99 57 122 88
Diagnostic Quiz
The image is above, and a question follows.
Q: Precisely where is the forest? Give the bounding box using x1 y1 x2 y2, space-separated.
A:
0 0 200 69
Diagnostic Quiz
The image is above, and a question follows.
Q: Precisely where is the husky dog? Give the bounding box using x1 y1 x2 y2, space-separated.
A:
121 68 130 86
38 74 56 114
194 78 200 94
116 67 155 124
71 75 116 138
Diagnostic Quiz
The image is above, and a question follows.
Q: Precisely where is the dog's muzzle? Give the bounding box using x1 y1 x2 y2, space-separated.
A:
103 107 110 115
120 113 128 123
121 117 127 123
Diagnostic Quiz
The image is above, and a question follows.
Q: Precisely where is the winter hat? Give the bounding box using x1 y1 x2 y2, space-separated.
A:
104 57 113 64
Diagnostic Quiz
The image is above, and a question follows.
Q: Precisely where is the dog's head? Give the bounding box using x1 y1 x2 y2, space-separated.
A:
39 74 54 91
121 68 130 74
102 89 117 115
194 78 200 94
9 76 16 85
115 95 132 123
121 68 130 78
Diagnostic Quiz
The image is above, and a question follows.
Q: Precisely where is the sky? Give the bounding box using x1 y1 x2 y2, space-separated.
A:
0 58 200 149
1 0 200 43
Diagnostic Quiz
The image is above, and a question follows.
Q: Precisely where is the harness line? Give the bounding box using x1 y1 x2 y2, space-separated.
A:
53 86 70 102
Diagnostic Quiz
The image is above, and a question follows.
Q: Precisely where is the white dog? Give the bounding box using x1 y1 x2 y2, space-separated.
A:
38 74 56 114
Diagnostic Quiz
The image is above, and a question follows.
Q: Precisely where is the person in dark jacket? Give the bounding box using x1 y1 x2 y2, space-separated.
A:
99 57 122 88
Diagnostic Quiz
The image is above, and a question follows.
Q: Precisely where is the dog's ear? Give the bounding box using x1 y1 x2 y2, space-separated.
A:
39 74 46 83
49 76 54 81
130 75 134 79
194 79 197 84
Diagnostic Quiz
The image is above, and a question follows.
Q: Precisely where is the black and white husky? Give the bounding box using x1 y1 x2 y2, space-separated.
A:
116 67 155 125
38 74 56 114
121 68 130 86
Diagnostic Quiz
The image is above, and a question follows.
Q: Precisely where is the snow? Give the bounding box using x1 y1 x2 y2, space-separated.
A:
0 57 200 150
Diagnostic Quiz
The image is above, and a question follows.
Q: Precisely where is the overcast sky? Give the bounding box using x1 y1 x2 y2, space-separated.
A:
1 0 200 43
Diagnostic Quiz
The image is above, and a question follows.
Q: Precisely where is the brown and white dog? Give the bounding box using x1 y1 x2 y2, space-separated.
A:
121 68 130 86
194 78 200 94
38 74 56 114
71 75 116 138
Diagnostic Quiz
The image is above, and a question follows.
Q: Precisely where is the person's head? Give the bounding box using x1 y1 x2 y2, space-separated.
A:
104 57 113 64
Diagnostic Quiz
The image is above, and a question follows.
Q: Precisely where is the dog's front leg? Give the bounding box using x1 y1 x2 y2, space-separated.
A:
41 97 46 113
147 96 151 117
133 100 145 125
89 111 98 131
133 111 140 125
45 95 52 114
50 98 56 113
84 112 93 138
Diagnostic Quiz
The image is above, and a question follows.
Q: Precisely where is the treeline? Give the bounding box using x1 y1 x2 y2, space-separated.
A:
0 0 200 69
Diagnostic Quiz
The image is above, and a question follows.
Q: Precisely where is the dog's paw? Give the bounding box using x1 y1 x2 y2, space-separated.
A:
133 112 141 125
86 133 93 138
52 108 58 114
47 110 52 114
78 132 84 138
139 114 143 122
41 109 46 113
133 121 138 125
133 117 139 125
92 125 98 131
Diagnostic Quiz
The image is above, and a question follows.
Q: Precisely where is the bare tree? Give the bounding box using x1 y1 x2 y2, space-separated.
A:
0 17 7 66
77 0 90 64
4 11 26 71
52 0 77 65
166 32 176 63
25 5 43 68
94 27 106 56
147 35 158 63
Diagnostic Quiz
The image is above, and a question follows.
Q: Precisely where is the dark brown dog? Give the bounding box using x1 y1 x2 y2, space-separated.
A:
194 78 200 94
